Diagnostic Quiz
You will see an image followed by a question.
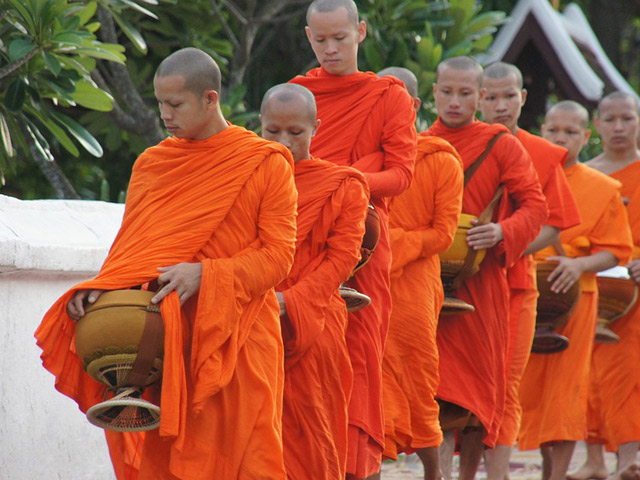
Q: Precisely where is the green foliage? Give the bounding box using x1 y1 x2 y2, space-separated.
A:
358 0 506 124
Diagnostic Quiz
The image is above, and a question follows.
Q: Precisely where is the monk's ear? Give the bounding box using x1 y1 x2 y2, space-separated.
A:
432 83 437 96
312 119 321 137
357 21 366 43
521 88 528 107
305 26 312 44
583 128 592 145
413 97 422 112
204 89 219 107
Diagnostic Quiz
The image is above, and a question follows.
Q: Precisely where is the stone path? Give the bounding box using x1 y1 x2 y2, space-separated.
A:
381 441 620 479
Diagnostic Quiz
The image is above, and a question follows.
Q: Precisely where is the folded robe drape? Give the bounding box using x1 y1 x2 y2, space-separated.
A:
35 125 298 479
291 67 417 476
424 118 548 447
497 130 581 446
277 158 369 479
519 163 632 451
587 160 640 451
382 136 463 459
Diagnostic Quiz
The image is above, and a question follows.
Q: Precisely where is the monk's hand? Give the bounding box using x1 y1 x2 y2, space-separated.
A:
153 262 202 306
627 259 640 284
467 221 503 250
66 289 105 321
275 292 286 317
546 256 583 294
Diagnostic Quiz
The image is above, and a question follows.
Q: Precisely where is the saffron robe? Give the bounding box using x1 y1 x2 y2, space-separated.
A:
519 163 632 451
277 158 369 479
425 118 548 447
34 126 298 479
587 160 640 451
497 129 581 446
291 67 417 476
382 136 463 459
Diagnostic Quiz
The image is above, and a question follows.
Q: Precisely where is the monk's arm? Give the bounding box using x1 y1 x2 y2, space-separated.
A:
282 177 369 309
359 85 417 198
390 151 463 272
523 225 560 256
495 136 549 266
226 153 298 299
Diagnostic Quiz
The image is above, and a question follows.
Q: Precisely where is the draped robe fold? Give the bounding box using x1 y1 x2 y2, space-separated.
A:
586 160 640 451
382 136 463 459
519 163 632 450
291 67 417 476
34 126 298 479
277 158 369 479
425 118 548 447
497 130 581 446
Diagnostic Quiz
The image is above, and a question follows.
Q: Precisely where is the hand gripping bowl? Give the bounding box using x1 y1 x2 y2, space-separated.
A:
340 204 381 313
595 266 638 343
532 261 581 354
74 289 164 431
439 214 487 315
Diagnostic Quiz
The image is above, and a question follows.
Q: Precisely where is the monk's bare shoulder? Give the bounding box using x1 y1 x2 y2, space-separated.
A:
585 153 608 172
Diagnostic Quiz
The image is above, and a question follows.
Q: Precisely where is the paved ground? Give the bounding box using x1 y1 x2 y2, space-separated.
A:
381 441 620 479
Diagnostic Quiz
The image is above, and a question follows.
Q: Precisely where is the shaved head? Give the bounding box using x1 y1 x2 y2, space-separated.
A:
378 67 418 98
155 47 221 96
483 62 523 89
597 91 640 116
436 56 483 87
261 83 317 122
306 0 359 26
546 100 590 129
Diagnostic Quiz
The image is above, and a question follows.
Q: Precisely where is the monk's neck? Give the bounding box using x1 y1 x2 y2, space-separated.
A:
601 146 640 165
564 156 579 169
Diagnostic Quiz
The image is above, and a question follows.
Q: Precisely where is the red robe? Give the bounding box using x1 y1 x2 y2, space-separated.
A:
425 118 548 447
497 129 581 446
587 160 640 451
277 158 369 479
519 163 632 450
35 126 298 479
291 67 417 476
383 136 463 458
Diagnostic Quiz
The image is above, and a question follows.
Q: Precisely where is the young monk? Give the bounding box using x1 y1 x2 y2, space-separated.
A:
519 100 633 480
35 48 298 480
479 62 581 479
425 56 548 480
374 67 463 480
260 83 370 479
290 1 418 477
568 91 640 480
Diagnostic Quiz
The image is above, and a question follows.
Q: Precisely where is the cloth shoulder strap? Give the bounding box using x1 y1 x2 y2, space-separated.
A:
464 132 507 186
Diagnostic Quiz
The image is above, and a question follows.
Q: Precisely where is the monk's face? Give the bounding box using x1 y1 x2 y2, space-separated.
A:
595 97 640 153
479 74 526 133
154 74 216 140
542 109 591 163
433 66 483 128
305 7 366 76
260 97 319 162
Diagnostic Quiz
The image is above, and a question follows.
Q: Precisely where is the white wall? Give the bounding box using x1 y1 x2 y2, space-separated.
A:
0 195 124 479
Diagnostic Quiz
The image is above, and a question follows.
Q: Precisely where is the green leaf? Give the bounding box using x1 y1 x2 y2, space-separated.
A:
24 120 54 162
120 0 158 19
5 80 27 112
26 107 80 157
70 80 114 112
85 21 100 33
71 47 126 64
363 41 385 72
100 178 109 201
53 32 84 45
111 10 148 54
51 111 103 157
0 114 14 157
72 1 98 26
43 52 62 76
8 38 36 62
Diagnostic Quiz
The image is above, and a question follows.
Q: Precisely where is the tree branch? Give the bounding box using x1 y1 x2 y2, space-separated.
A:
220 0 248 25
210 0 240 50
0 47 41 80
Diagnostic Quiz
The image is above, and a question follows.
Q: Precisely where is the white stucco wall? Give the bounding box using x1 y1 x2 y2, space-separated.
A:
0 194 125 479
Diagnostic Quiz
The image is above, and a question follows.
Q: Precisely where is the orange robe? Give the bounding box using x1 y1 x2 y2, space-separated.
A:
424 118 548 447
277 158 369 479
291 67 417 476
587 160 640 451
382 136 463 459
519 163 632 450
34 126 298 479
497 130 581 446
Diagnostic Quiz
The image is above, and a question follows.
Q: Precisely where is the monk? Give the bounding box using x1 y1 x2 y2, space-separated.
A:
479 62 581 479
35 48 298 480
425 56 548 480
568 91 640 480
260 83 370 479
373 67 463 480
519 101 633 480
290 1 418 478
